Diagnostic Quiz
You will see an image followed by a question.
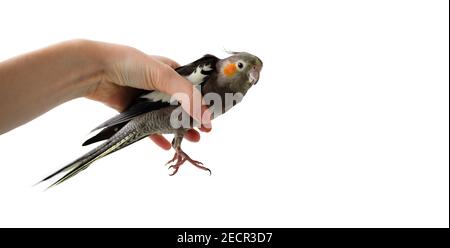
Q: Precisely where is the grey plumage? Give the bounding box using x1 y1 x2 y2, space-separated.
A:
39 52 263 188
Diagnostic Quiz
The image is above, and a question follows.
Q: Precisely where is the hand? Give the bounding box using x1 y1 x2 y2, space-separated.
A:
84 42 211 150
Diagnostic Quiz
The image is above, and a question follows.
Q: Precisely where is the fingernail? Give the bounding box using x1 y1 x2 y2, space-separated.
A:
199 125 212 133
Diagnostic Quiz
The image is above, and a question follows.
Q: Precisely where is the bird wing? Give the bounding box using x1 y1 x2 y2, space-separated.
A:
89 97 170 132
83 54 219 146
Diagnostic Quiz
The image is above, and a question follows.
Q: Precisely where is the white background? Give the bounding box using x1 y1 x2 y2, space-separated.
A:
0 0 448 227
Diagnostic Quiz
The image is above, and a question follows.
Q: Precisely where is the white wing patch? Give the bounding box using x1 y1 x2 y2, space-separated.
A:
141 64 212 103
141 91 173 103
186 64 211 85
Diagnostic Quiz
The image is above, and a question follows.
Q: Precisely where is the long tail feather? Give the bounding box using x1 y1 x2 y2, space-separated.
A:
39 129 143 189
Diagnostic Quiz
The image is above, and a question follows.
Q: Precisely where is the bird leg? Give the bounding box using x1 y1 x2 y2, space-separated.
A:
165 134 211 176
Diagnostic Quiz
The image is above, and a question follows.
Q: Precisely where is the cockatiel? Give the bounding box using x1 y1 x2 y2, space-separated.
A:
39 52 263 188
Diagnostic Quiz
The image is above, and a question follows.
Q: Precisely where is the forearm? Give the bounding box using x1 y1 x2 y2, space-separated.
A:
0 40 104 134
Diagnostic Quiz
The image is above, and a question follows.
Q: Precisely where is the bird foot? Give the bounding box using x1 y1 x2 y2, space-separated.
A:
165 149 211 176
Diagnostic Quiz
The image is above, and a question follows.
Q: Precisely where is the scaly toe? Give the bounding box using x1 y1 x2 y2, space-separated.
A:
192 160 203 165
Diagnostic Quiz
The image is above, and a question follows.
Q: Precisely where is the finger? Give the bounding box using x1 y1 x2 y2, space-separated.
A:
149 134 171 150
200 105 212 130
151 55 180 69
184 129 200 142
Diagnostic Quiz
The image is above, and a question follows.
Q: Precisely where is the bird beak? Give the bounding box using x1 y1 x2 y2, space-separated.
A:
248 66 260 85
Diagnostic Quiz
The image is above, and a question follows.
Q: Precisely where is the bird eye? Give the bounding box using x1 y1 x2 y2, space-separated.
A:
237 62 244 70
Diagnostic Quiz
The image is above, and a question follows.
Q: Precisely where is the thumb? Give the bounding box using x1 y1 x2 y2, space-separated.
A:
156 66 212 128
151 55 180 69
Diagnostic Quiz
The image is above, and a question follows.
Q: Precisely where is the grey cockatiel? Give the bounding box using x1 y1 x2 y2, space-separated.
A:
39 52 263 187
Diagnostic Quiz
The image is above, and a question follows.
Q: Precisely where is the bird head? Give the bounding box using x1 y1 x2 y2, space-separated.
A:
216 52 263 95
201 52 263 117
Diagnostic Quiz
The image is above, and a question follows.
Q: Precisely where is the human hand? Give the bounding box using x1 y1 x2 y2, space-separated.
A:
83 41 211 150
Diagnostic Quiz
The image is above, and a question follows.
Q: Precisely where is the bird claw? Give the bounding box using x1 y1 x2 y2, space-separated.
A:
165 149 211 176
187 159 210 175
168 165 180 176
165 153 179 165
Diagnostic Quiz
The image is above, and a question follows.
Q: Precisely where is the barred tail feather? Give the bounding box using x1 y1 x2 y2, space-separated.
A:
38 130 141 189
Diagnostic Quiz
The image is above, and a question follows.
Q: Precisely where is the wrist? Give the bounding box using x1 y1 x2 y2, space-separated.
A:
67 39 107 98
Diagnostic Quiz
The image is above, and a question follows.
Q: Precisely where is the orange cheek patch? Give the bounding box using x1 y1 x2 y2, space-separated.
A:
223 63 237 77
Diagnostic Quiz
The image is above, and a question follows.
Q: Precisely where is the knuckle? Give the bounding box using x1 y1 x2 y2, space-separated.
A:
159 65 177 87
